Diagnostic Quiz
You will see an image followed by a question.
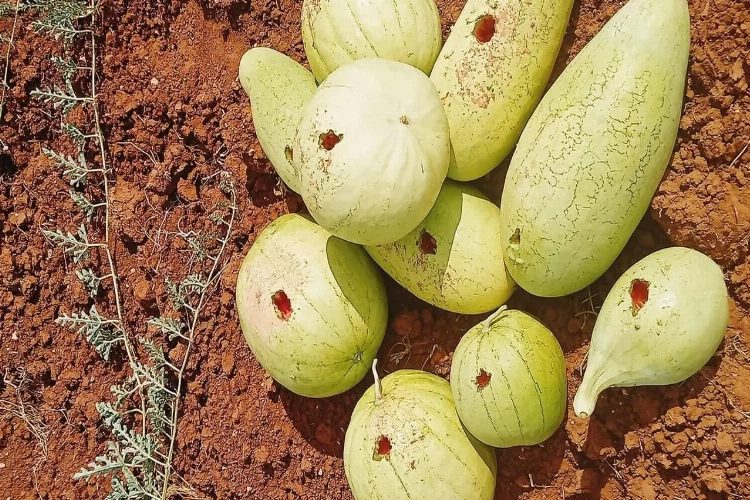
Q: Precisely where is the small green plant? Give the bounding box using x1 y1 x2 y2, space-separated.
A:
33 1 237 498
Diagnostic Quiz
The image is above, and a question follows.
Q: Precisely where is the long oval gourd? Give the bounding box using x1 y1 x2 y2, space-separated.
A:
451 307 567 448
235 213 388 398
365 180 515 314
238 48 317 193
301 0 442 83
431 0 574 181
295 58 450 246
499 0 691 297
574 247 729 418
344 367 497 500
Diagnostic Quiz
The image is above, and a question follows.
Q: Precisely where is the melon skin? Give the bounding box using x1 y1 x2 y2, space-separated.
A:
450 308 567 448
574 247 729 418
301 0 442 83
295 58 450 246
499 0 691 297
238 48 317 193
430 0 574 181
344 369 497 500
235 213 388 398
365 180 515 314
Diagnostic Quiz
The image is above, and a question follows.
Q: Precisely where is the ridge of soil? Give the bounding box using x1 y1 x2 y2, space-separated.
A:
1 0 749 499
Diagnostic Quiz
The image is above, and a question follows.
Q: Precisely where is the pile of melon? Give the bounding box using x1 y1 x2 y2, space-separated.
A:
235 0 730 497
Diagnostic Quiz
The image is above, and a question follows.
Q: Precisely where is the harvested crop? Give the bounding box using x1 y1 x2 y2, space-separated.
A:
365 179 515 314
238 47 317 193
301 0 442 82
499 0 691 297
451 306 566 447
574 247 729 418
235 213 388 398
431 0 574 181
294 58 450 246
344 363 497 500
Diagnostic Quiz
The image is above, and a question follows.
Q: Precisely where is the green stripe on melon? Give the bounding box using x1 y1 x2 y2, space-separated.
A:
344 369 497 500
365 179 515 314
235 213 388 398
498 0 691 297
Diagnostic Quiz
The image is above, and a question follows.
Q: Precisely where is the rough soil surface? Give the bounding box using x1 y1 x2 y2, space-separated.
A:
1 0 749 499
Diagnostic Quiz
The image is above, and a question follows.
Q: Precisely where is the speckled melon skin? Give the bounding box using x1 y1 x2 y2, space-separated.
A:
238 48 317 193
499 0 691 297
235 213 388 398
365 180 515 315
344 369 497 500
431 0 574 181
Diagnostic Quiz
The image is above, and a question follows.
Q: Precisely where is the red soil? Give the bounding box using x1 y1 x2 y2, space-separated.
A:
0 0 748 499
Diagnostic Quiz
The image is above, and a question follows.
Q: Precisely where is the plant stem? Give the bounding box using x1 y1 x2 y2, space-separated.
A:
482 305 509 332
85 0 147 435
160 183 237 500
0 0 21 120
372 359 382 405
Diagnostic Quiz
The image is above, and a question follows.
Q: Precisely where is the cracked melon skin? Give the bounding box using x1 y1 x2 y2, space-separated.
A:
574 247 729 418
365 180 515 315
235 213 388 398
238 48 317 193
301 0 442 83
431 0 574 181
499 0 691 298
295 58 450 246
344 370 497 500
450 308 566 448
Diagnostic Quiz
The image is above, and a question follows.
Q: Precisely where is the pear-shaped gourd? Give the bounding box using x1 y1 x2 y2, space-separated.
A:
365 180 515 314
451 307 567 447
344 364 497 500
574 247 729 418
430 0 574 181
499 0 691 297
238 48 317 193
301 0 442 82
295 58 450 246
235 213 388 398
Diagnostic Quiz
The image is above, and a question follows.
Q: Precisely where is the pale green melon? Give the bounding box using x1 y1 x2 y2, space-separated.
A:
344 368 497 500
499 0 691 297
235 213 388 398
302 0 442 82
238 47 317 193
431 0 574 181
365 180 515 314
451 307 566 448
574 247 729 418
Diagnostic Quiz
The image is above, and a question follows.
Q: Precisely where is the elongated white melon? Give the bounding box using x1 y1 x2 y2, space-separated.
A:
238 48 317 193
431 0 574 181
499 0 690 297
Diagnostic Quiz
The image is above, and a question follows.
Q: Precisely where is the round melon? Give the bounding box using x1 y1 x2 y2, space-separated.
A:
365 179 515 314
235 213 388 398
302 0 442 82
450 307 567 448
344 367 497 500
294 58 450 246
